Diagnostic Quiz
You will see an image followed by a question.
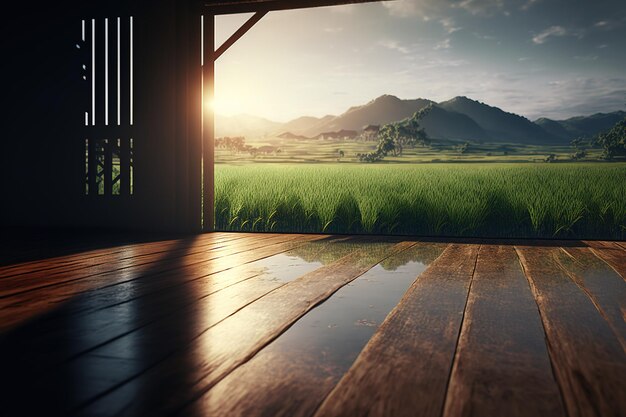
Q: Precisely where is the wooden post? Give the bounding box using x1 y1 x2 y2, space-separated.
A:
202 14 215 231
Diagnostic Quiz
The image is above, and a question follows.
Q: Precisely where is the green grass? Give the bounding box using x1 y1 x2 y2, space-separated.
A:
215 162 626 239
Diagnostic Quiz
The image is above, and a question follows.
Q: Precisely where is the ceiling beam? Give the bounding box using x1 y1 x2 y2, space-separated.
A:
214 11 267 60
203 0 390 15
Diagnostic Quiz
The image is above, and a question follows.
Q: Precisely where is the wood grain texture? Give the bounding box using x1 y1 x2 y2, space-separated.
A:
183 243 448 417
583 241 626 280
0 236 334 372
0 233 246 279
314 243 480 417
557 247 626 349
0 235 321 332
443 245 565 417
77 241 416 417
0 233 296 297
516 246 626 417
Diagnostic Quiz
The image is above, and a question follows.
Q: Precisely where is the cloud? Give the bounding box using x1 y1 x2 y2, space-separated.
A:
382 0 506 18
532 26 567 44
378 40 411 54
520 0 540 11
573 55 598 61
381 0 441 18
528 78 626 119
453 0 505 16
440 17 462 34
434 38 452 50
592 19 624 31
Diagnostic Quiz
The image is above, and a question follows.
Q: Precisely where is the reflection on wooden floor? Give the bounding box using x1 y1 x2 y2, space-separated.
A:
0 232 624 417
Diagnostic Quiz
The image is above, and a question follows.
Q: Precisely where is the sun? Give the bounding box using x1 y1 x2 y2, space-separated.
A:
205 96 240 116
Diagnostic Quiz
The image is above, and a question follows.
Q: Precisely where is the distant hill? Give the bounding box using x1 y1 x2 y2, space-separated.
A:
216 114 281 138
419 105 491 141
535 111 626 140
280 115 335 137
216 95 623 145
306 95 434 136
438 96 562 144
277 132 310 140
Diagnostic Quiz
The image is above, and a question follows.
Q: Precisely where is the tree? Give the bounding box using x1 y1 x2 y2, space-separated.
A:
456 142 470 154
544 154 557 163
593 117 626 160
357 106 431 163
570 137 588 161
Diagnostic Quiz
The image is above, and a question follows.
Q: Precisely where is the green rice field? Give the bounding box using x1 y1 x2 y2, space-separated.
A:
215 163 626 239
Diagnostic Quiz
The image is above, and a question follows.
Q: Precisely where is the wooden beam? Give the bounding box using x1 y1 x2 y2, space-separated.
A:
215 11 267 61
202 14 216 231
204 0 389 15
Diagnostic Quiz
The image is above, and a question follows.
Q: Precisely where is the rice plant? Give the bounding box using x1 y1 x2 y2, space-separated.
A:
215 162 626 239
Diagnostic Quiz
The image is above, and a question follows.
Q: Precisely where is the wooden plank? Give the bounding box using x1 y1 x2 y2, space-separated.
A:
2 236 337 364
185 242 448 417
0 235 318 332
205 0 387 15
557 247 626 349
0 233 254 281
76 241 415 417
0 232 246 279
516 246 626 417
314 243 480 417
202 13 215 231
0 233 298 298
583 241 626 280
443 245 566 417
1 237 338 416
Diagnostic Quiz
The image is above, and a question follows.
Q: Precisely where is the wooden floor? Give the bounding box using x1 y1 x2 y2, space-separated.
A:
0 232 624 417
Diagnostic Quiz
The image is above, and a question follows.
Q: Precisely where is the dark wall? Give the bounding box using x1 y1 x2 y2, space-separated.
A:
0 1 202 232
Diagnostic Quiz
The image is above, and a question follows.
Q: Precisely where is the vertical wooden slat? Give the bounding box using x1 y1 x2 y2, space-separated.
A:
119 16 131 195
187 12 203 231
104 139 112 195
202 14 215 231
107 17 116 127
97 17 106 129
87 138 96 196
119 16 130 128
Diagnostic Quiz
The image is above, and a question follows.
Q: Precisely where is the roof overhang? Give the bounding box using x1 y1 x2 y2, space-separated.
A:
203 0 391 15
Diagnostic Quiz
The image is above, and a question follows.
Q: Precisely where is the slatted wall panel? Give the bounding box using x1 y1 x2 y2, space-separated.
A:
82 16 134 196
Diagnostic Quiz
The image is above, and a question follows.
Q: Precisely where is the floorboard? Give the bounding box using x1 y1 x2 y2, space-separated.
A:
516 246 626 417
583 241 626 280
0 234 316 331
183 242 448 417
557 247 626 348
76 240 415 417
1 234 624 417
314 243 480 417
443 245 565 417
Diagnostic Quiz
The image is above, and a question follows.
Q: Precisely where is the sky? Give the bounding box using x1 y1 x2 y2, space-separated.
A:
214 0 626 122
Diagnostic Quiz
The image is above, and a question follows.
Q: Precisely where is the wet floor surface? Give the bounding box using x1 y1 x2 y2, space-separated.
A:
0 233 624 417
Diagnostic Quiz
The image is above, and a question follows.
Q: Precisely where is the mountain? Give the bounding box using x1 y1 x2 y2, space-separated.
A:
419 105 491 141
533 117 574 140
439 96 563 144
535 111 626 140
216 114 282 138
307 95 434 136
280 115 335 137
215 95 622 145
